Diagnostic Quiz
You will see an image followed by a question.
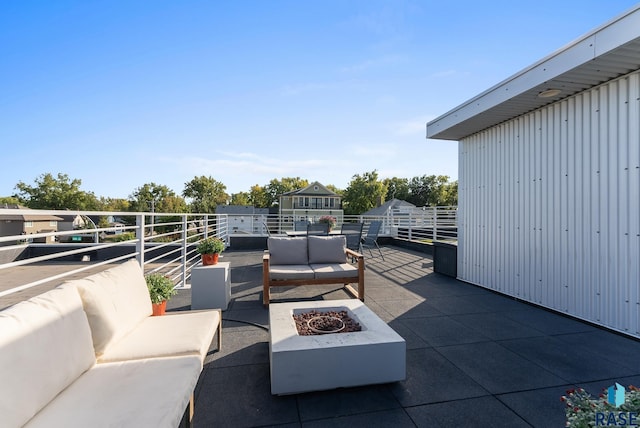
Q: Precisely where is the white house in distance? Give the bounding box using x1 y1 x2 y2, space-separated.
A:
427 6 640 338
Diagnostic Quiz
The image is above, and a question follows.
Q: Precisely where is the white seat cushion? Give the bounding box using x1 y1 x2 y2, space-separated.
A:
72 259 153 356
25 355 202 428
98 310 220 364
0 285 96 428
311 263 359 279
269 264 315 280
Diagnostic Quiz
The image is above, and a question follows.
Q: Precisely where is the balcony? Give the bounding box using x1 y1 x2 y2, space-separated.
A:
1 209 639 426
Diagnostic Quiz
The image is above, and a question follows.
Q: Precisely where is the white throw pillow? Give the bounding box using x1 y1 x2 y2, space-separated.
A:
73 259 152 356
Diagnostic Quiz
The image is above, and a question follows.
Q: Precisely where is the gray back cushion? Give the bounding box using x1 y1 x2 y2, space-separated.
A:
308 236 347 264
268 237 309 265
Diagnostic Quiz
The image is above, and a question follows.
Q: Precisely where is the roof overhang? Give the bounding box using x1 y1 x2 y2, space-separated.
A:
427 5 640 141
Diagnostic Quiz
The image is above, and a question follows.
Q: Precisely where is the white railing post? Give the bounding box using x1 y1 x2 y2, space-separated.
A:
408 212 413 241
181 215 188 287
432 207 438 242
136 214 145 268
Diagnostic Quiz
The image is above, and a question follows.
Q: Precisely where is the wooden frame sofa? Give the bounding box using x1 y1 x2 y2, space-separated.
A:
262 235 365 307
0 259 221 428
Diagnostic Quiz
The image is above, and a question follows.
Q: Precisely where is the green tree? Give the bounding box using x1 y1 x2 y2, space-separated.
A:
182 176 229 213
407 175 453 206
97 197 130 212
0 196 20 206
342 170 387 215
383 177 410 201
14 173 99 210
441 180 458 206
249 185 270 208
128 183 187 213
230 192 251 206
266 177 309 207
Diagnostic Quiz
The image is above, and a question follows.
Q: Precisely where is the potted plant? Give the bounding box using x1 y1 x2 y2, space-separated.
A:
145 273 177 316
318 215 337 231
196 237 225 265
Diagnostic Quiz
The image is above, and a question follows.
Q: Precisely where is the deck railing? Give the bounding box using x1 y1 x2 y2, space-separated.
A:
227 206 457 242
0 209 229 299
0 206 456 300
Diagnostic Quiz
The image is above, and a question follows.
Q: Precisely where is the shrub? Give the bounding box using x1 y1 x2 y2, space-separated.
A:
145 273 177 304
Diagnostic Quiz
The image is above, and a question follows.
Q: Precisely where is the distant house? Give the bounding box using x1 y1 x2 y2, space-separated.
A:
362 199 416 217
57 214 89 232
278 181 343 223
216 205 270 235
0 205 63 245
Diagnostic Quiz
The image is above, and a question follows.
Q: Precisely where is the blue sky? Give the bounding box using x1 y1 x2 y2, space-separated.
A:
2 1 638 199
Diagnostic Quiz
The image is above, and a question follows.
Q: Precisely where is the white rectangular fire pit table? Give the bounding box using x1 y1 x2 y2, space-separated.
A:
269 299 406 395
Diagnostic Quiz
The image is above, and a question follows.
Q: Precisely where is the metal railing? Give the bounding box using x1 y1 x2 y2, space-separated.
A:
0 209 229 299
0 206 456 300
231 207 457 242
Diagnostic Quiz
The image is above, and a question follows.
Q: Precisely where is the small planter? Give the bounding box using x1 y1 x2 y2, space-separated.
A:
196 237 225 266
201 253 219 266
152 301 167 316
146 273 176 315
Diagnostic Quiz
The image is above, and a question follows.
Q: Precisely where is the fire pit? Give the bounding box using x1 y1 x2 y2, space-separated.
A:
269 300 406 395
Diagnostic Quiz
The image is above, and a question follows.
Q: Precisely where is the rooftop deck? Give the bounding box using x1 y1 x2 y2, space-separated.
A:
5 246 640 427
165 246 640 427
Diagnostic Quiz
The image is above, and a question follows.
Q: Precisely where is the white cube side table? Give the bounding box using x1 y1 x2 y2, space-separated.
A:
191 262 231 310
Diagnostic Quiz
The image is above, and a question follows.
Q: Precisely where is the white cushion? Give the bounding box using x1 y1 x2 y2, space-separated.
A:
269 265 315 280
25 355 202 428
311 263 359 279
268 237 309 265
308 235 347 264
98 310 220 364
0 285 96 428
72 259 152 356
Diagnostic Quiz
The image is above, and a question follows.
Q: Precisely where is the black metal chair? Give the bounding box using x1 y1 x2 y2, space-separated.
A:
294 220 310 231
340 222 364 253
307 223 329 236
361 220 384 260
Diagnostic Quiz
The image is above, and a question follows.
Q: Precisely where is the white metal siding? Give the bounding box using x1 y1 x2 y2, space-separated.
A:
458 69 640 338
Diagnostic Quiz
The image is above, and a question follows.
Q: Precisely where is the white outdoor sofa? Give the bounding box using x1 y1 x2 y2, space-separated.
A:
262 235 365 307
0 259 221 428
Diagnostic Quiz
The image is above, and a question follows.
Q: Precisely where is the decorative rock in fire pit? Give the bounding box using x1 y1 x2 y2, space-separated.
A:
293 309 361 335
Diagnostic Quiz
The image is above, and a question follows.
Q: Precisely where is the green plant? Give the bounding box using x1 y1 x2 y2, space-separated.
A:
562 385 640 427
318 215 337 228
145 273 177 304
196 237 225 254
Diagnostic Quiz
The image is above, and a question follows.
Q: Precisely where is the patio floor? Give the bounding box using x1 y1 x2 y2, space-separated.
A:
167 246 640 427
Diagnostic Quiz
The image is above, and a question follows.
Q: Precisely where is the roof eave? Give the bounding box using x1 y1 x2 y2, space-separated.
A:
426 5 640 141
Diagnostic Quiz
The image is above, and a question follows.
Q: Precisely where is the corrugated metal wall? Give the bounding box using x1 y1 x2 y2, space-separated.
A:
458 69 640 338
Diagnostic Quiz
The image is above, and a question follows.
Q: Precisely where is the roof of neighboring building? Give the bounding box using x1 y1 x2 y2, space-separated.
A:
427 5 640 141
280 181 338 197
216 205 269 215
0 204 64 221
362 199 416 216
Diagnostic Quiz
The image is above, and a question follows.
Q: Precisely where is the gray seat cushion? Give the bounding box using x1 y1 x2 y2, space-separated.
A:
269 265 315 280
308 236 347 264
311 263 359 279
268 237 309 265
